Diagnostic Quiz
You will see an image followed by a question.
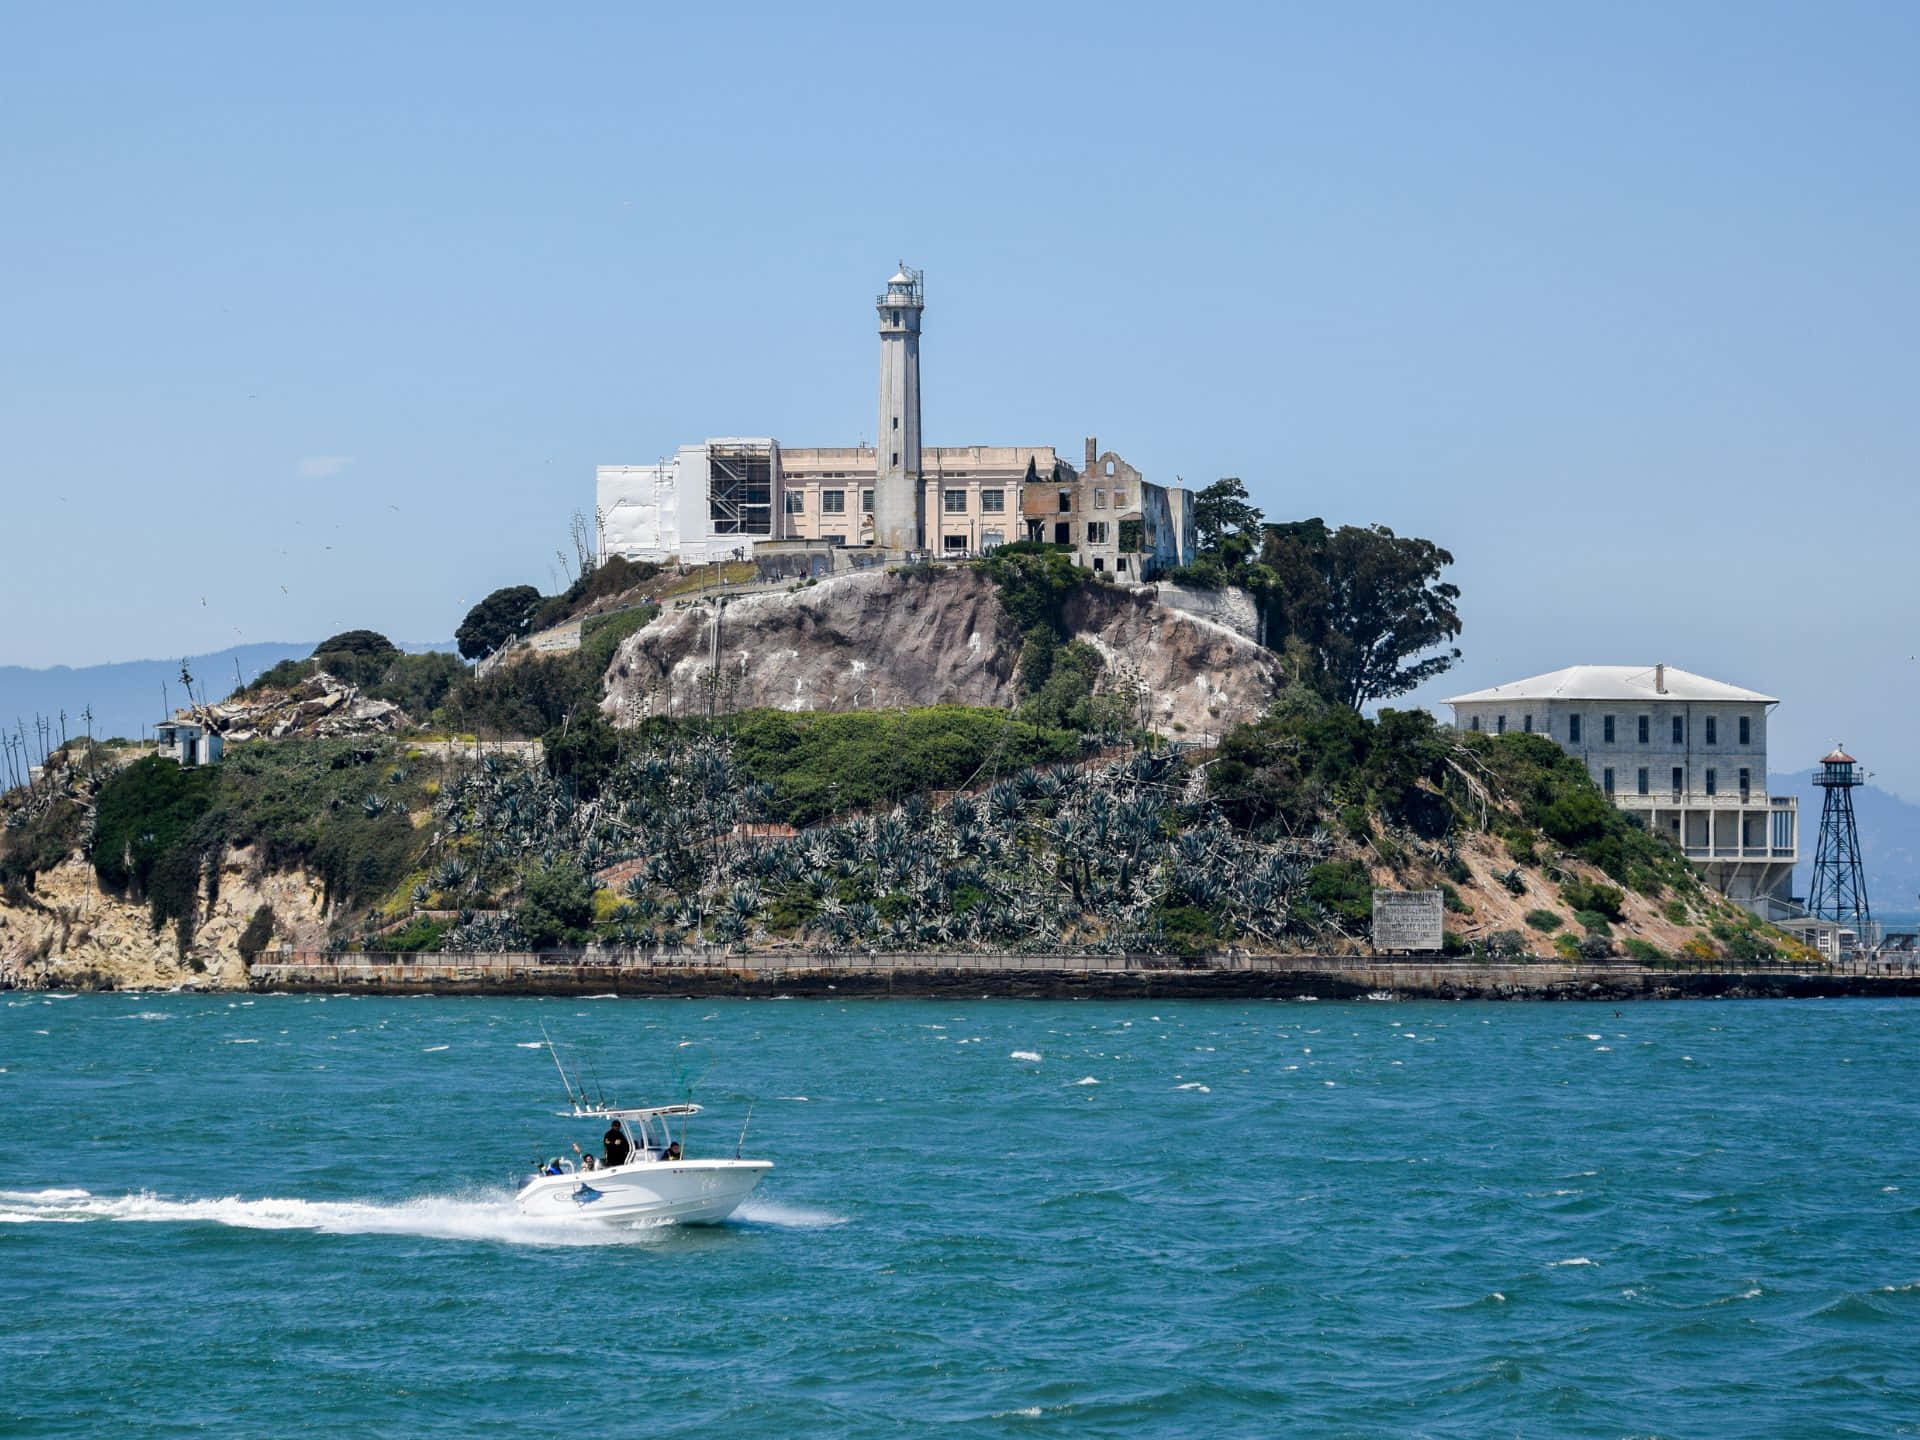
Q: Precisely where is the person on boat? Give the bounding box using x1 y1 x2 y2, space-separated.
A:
543 1157 564 1176
602 1118 630 1169
663 1140 682 1162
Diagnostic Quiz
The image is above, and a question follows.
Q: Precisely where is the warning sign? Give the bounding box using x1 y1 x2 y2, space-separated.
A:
1372 889 1444 953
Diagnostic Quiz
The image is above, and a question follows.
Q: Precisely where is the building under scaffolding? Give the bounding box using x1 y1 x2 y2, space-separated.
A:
597 439 781 565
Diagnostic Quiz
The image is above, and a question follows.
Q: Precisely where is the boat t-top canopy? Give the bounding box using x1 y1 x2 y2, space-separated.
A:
557 1104 703 1121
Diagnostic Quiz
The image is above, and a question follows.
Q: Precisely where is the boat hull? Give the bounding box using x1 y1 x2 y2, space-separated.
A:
515 1159 771 1225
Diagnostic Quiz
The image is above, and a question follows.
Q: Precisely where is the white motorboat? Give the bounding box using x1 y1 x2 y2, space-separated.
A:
515 1103 772 1225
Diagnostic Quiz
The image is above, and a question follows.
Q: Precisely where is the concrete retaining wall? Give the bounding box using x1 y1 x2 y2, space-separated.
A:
247 951 1920 1002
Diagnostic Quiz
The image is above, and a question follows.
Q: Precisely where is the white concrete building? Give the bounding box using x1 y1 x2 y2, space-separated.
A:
1446 664 1798 907
154 717 222 766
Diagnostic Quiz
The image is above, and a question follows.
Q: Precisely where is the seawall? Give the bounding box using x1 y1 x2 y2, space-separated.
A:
247 951 1920 1002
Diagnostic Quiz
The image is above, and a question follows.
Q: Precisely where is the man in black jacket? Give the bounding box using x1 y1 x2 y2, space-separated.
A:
602 1118 630 1168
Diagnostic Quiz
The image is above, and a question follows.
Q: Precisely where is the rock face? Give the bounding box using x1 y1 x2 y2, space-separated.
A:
0 847 328 991
601 566 1285 735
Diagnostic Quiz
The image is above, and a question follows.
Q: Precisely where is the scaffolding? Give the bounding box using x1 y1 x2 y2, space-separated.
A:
707 444 773 537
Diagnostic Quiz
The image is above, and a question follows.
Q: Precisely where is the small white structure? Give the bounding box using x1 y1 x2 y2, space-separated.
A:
1446 663 1797 907
154 717 222 767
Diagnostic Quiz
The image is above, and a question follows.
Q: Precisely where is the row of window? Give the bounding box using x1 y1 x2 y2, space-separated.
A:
1470 711 1753 746
1053 487 1132 513
787 488 1010 517
1600 766 1754 800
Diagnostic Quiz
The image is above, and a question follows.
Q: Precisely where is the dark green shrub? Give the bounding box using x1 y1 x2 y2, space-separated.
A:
1486 929 1526 958
1441 883 1470 914
1623 938 1663 962
312 630 400 688
1574 910 1614 939
1441 929 1471 956
1305 859 1372 925
386 914 450 953
1443 854 1472 884
544 709 621 799
89 756 218 898
1500 868 1527 896
516 862 596 950
1663 898 1690 925
1524 909 1562 932
1561 878 1624 921
1553 931 1581 960
1578 933 1615 960
0 798 85 891
728 707 1079 826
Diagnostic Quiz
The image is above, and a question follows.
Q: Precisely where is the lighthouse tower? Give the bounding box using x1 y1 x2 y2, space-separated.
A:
874 263 924 552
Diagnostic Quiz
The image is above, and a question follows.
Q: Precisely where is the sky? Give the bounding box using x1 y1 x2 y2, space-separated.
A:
3 3 1917 793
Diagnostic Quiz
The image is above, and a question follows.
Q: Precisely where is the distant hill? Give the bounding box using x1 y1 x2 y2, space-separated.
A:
0 640 452 746
1772 770 1920 915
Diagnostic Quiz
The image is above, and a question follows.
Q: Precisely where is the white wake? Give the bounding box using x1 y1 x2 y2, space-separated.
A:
0 1186 841 1246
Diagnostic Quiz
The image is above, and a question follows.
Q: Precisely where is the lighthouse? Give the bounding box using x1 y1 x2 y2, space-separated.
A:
873 263 924 552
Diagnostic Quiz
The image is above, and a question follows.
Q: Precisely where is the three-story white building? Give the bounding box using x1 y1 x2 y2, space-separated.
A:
1446 663 1797 909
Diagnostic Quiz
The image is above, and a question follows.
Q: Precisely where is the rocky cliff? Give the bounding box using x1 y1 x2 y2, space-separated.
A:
0 847 329 991
600 566 1286 735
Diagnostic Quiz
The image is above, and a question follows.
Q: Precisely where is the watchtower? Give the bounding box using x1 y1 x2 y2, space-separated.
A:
873 263 924 552
1807 745 1871 935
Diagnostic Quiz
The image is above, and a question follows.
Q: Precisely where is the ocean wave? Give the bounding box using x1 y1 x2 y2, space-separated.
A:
1010 1051 1042 1063
732 1198 847 1229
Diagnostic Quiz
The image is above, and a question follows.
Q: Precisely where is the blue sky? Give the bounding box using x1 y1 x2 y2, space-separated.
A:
4 3 1918 792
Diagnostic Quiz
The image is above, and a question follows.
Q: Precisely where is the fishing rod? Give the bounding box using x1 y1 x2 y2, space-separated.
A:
736 1101 755 1159
539 1019 585 1109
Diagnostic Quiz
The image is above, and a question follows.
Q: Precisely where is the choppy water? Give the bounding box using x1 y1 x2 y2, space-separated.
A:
3 993 1918 1437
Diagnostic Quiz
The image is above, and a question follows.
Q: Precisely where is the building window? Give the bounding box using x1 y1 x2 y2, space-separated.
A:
1094 489 1107 509
980 489 1004 513
891 416 898 430
785 492 805 514
1603 767 1615 796
1705 716 1718 745
1086 521 1109 545
1093 557 1104 571
1705 768 1717 796
890 452 898 467
821 490 846 514
1637 767 1649 796
943 535 965 552
981 529 1004 550
1497 714 1507 735
1671 715 1684 744
1523 713 1533 733
943 489 966 514
862 489 874 514
1115 557 1128 573
1739 767 1751 801
1603 714 1616 744
1058 489 1072 512
1638 715 1650 745
1054 521 1071 545
1739 715 1751 745
1470 715 1481 732
1569 714 1582 744
1671 766 1684 798
891 309 900 325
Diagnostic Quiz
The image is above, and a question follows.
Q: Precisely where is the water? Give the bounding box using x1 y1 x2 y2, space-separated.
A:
4 994 1919 1438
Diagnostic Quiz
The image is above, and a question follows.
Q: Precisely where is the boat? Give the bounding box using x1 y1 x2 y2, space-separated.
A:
515 1102 772 1225
514 1031 771 1224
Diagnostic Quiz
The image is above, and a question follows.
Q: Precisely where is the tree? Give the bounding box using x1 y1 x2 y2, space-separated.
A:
312 630 400 688
544 708 621 799
1191 477 1263 555
1259 522 1460 709
456 586 542 661
515 860 597 950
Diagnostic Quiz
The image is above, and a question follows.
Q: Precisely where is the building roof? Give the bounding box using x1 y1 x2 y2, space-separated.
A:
1821 746 1856 765
1445 665 1777 706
